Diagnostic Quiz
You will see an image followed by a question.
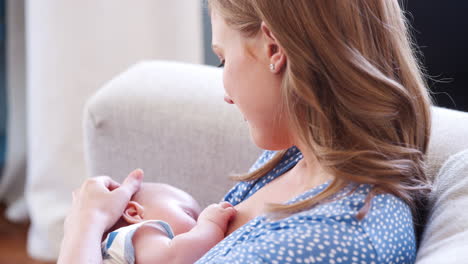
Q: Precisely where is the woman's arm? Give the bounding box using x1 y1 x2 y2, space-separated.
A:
57 169 144 264
58 218 106 264
134 202 236 264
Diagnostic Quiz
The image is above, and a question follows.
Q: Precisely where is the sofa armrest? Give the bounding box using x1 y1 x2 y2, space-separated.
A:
416 149 468 263
83 61 262 207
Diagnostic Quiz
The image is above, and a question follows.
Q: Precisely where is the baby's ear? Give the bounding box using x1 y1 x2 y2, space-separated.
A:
122 201 145 224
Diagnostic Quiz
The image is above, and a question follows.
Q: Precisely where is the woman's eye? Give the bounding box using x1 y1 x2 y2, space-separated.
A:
217 60 225 68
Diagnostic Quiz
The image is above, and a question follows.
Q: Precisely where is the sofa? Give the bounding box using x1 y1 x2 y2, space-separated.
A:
84 60 468 263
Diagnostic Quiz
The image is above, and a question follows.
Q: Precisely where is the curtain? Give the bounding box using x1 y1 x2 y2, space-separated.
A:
1 0 203 261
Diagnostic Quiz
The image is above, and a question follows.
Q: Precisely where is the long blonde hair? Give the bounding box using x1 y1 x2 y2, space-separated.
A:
208 0 432 219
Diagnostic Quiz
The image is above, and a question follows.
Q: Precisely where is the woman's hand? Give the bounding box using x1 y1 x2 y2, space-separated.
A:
58 169 144 264
65 169 144 234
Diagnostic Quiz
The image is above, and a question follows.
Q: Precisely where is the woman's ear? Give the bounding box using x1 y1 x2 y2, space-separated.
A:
261 21 287 74
122 201 145 224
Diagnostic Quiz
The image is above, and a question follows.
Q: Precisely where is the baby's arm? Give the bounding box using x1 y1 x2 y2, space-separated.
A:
133 202 236 264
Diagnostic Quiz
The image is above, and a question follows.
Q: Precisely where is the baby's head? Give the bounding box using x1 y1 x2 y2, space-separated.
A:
120 182 201 235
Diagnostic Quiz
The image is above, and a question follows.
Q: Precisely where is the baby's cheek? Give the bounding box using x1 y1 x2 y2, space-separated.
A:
179 216 198 234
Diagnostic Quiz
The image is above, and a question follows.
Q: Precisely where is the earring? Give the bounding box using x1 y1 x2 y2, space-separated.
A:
269 63 275 72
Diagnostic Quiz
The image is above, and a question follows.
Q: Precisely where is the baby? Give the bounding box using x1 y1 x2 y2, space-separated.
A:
101 182 236 264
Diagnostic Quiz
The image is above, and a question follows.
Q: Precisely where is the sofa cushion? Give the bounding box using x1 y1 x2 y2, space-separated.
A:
426 107 468 181
416 149 468 263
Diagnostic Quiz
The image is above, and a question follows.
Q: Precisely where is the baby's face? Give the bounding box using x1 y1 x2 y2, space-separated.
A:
132 183 201 235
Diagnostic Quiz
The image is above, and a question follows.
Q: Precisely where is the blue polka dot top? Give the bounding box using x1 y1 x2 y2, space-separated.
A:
196 146 417 264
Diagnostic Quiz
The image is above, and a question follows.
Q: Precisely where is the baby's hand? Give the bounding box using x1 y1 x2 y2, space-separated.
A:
198 202 236 234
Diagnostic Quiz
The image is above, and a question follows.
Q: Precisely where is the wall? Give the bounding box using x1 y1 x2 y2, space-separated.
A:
407 2 468 111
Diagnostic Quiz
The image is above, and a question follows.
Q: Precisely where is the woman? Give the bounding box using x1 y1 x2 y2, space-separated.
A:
59 0 431 263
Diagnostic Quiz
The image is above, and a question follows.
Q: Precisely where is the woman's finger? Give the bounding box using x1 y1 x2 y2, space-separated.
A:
107 179 121 191
113 169 144 200
90 176 121 191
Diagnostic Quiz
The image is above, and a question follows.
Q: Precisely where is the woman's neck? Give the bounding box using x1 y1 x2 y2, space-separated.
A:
293 142 334 188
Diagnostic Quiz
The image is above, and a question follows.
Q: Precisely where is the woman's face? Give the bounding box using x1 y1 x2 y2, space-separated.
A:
211 12 294 150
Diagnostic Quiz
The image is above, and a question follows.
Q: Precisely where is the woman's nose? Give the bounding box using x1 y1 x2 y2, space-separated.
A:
224 94 234 104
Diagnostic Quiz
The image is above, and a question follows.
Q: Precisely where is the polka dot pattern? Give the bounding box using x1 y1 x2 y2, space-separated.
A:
196 147 416 264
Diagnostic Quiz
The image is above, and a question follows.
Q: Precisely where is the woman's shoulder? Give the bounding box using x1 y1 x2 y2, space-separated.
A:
294 184 416 263
360 191 417 263
300 184 415 240
284 188 415 262
280 186 416 262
